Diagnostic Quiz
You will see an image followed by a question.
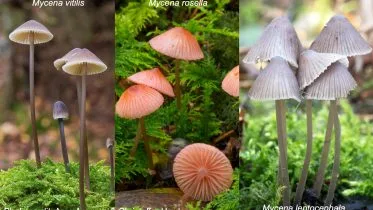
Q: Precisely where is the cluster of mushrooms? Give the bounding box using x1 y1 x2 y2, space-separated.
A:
9 20 110 210
115 26 238 204
244 15 372 205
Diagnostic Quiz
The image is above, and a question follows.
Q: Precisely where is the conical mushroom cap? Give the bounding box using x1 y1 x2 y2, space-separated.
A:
149 27 204 61
53 101 69 120
9 20 53 45
243 16 302 68
173 143 233 201
222 65 239 97
298 50 349 89
128 68 175 97
248 57 300 101
115 85 164 119
305 62 357 100
310 15 372 56
53 48 82 71
62 48 107 75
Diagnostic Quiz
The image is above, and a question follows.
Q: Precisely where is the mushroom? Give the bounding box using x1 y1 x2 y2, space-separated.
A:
62 48 107 210
106 138 114 193
242 16 302 68
173 143 233 202
294 49 348 204
305 62 357 203
53 101 70 173
248 57 300 206
222 65 239 97
149 27 204 109
308 15 372 202
54 48 91 189
115 84 164 170
9 20 53 167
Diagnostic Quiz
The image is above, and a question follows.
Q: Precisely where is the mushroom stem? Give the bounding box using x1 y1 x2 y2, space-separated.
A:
313 100 336 198
79 65 87 210
325 110 340 205
76 78 90 190
295 99 313 204
58 118 70 173
130 120 142 157
108 140 115 193
175 60 182 110
275 100 290 206
29 32 41 168
140 118 154 170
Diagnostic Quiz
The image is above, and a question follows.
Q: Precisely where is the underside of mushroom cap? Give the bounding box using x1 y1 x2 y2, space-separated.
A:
115 84 164 119
128 68 175 97
9 20 53 45
243 16 302 68
222 65 239 97
62 48 107 75
149 27 204 61
248 57 300 101
305 62 357 100
54 48 82 71
298 50 349 89
310 15 372 56
173 143 233 201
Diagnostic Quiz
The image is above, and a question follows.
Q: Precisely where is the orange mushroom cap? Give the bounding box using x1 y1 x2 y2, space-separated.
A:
128 68 175 97
222 66 239 97
173 143 233 201
149 27 204 61
115 84 164 119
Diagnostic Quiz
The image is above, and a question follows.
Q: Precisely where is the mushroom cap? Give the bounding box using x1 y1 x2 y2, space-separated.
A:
54 48 82 71
106 138 114 149
53 101 69 120
9 20 53 45
149 27 204 61
62 48 107 75
222 65 239 97
243 16 302 68
310 15 372 56
305 62 357 100
115 84 164 119
298 50 349 89
248 57 300 101
128 68 175 97
173 143 233 201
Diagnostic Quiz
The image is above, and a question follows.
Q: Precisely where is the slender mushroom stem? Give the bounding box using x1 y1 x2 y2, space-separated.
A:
325 110 340 205
140 118 154 170
79 64 87 210
58 118 70 173
29 32 41 168
130 119 142 157
313 100 337 198
275 100 290 206
174 60 181 110
108 139 115 193
295 99 313 204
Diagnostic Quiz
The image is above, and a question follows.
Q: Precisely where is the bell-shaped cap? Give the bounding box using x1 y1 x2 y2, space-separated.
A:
53 101 69 120
305 62 357 100
298 50 349 89
248 57 300 101
222 65 239 97
149 27 204 61
243 16 302 68
106 138 114 149
62 48 107 75
9 20 53 45
173 143 233 201
115 85 164 119
54 48 82 71
128 68 175 97
310 15 372 56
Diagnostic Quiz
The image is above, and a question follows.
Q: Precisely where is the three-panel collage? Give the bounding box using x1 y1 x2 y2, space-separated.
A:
0 0 373 209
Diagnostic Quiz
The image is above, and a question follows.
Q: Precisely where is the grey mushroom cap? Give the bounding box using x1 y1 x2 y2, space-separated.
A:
305 62 357 100
53 101 69 120
9 20 53 45
243 16 303 68
248 57 300 101
310 15 372 57
54 48 82 71
106 138 114 149
62 48 107 75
